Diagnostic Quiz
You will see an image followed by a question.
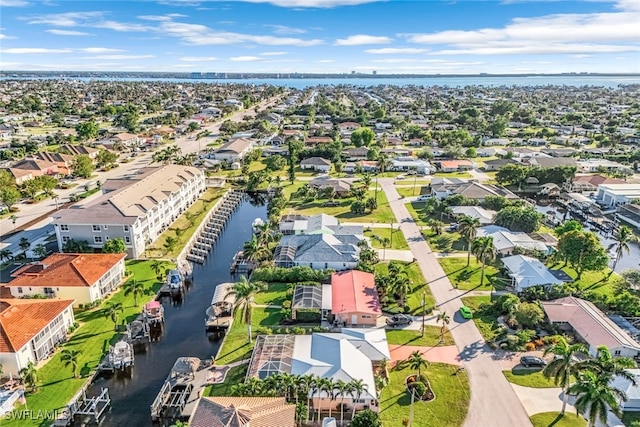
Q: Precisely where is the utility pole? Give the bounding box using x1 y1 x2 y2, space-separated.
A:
390 220 393 248
421 291 426 337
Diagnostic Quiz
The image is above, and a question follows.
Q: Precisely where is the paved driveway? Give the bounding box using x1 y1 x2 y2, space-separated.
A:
381 180 532 427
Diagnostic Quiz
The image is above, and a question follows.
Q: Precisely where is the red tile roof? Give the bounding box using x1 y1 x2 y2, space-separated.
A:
190 397 296 427
7 253 125 288
331 270 381 315
440 159 473 168
0 298 74 352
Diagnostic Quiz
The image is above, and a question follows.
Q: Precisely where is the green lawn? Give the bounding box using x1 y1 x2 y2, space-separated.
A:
379 363 470 427
405 201 429 226
502 369 558 388
145 187 227 258
204 365 248 396
558 265 618 299
285 189 395 223
622 412 640 426
424 230 466 253
365 227 410 250
438 257 501 291
375 262 436 314
215 307 283 365
2 259 172 427
460 296 505 342
530 412 587 427
386 327 454 347
253 282 291 306
396 186 429 198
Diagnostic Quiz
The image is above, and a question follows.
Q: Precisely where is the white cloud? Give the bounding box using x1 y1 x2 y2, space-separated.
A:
82 54 155 60
4 48 72 54
317 59 335 63
0 0 30 6
78 47 125 53
403 3 640 56
179 56 219 61
365 47 429 54
0 33 16 40
266 25 307 35
227 0 382 7
137 14 187 21
24 11 106 27
230 56 262 62
94 21 153 32
335 34 392 45
261 51 288 56
46 29 92 36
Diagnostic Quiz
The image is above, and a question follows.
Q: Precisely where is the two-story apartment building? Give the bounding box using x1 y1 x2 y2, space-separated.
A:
0 298 75 377
52 165 205 258
6 253 126 305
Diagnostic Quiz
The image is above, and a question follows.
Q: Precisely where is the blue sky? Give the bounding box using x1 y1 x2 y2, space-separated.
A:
1 0 638 74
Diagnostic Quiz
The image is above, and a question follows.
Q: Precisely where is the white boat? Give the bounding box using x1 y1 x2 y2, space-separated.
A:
252 217 265 233
167 269 184 291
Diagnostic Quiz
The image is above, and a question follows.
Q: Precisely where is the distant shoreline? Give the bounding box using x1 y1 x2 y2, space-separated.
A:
2 71 640 79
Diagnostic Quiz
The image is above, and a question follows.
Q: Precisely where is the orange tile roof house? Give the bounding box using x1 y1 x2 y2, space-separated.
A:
0 298 75 376
331 270 381 327
189 397 295 427
6 253 126 306
438 159 474 172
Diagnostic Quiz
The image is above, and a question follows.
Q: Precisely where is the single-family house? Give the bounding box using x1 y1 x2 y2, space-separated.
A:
390 157 435 174
0 298 75 377
477 225 552 256
6 158 59 184
617 204 640 229
111 132 140 147
577 159 632 174
331 270 381 327
438 159 474 172
189 397 296 427
611 370 640 411
450 206 496 225
6 253 126 306
246 329 389 415
300 157 332 173
33 151 75 175
527 156 577 168
501 255 564 292
596 184 640 208
212 137 255 163
274 234 362 271
305 136 333 146
309 177 352 197
343 147 370 160
568 174 624 193
279 213 363 237
541 296 640 358
430 179 519 201
483 158 519 171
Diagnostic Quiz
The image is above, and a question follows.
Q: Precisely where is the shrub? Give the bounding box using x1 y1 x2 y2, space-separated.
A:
251 266 332 283
282 300 292 309
402 305 411 314
524 342 536 351
295 308 321 323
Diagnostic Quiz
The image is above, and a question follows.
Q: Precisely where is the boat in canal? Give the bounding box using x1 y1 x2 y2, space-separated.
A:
167 269 184 295
143 300 164 325
108 341 134 371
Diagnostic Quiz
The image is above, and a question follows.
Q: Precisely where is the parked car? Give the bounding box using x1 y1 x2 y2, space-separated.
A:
416 195 431 202
386 314 413 327
395 174 407 180
459 306 473 319
322 200 340 207
520 356 547 367
446 223 459 232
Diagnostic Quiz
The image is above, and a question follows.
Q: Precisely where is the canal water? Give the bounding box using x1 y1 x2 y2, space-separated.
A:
87 198 267 427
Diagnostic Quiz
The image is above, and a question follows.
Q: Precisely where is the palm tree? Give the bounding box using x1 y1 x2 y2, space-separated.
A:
123 279 145 306
243 235 271 265
19 361 38 392
60 349 81 378
542 337 589 415
607 225 636 274
0 249 12 262
316 377 334 421
389 262 411 307
380 237 390 260
349 378 369 420
150 260 163 280
569 370 627 427
428 218 444 236
578 345 637 385
334 379 352 423
19 237 30 258
225 275 267 343
458 215 481 267
406 350 429 378
104 302 123 331
471 236 496 287
436 311 451 344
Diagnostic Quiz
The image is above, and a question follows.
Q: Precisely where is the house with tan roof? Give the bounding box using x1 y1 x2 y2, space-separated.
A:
5 158 58 184
52 165 205 258
5 253 126 306
189 396 295 427
0 298 75 376
212 137 256 163
542 296 640 358
33 151 75 175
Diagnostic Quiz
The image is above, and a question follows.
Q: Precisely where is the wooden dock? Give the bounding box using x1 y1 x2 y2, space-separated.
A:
53 388 111 426
97 341 134 373
150 358 223 422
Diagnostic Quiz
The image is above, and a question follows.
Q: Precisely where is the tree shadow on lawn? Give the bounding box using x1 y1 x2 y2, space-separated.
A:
380 390 412 407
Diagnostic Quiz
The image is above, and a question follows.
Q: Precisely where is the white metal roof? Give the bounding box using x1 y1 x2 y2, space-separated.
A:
501 255 563 290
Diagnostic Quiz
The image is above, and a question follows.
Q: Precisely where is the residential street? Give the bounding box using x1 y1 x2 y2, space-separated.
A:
380 178 533 427
0 96 282 251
